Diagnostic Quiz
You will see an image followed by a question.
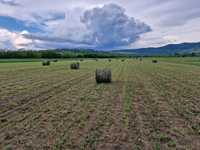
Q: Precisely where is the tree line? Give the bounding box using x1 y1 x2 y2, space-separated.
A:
0 50 125 59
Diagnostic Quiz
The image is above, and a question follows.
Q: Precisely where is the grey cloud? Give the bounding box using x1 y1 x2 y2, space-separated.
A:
0 0 19 6
0 39 15 49
21 34 94 50
22 33 93 46
21 3 152 49
81 3 151 48
148 0 200 27
32 12 66 23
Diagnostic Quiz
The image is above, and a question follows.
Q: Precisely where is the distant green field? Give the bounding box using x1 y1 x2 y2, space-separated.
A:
154 57 200 66
0 59 43 63
0 58 200 149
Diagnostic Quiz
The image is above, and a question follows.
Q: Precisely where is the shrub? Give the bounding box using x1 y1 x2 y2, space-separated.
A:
70 62 80 70
42 60 50 66
96 69 112 83
121 59 125 62
152 60 158 63
80 59 84 62
108 59 112 62
53 59 58 62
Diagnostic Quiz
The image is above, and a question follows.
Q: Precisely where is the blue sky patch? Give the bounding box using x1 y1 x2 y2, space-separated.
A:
0 15 43 33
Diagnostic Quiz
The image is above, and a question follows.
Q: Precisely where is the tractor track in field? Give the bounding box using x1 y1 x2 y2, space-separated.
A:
0 75 66 99
161 62 200 75
134 65 200 149
122 63 145 149
147 74 199 149
153 71 200 107
1 59 200 149
55 83 108 150
0 71 67 90
11 62 113 149
2 61 111 147
0 72 91 118
0 75 96 149
129 80 155 150
147 68 200 111
0 66 63 81
0 71 81 104
51 63 122 149
148 71 200 145
56 62 125 150
96 62 133 150
0 65 75 87
0 67 72 91
140 64 200 109
1 73 93 121
156 63 200 84
0 61 109 119
154 63 200 85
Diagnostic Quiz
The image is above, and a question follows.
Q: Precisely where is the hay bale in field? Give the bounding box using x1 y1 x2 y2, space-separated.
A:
152 60 158 63
70 62 80 70
42 60 50 66
53 59 58 62
96 69 112 83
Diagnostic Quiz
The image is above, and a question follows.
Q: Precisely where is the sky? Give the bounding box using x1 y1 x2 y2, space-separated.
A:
0 0 200 50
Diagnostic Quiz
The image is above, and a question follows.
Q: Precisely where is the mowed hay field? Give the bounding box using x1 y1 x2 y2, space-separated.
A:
0 58 200 150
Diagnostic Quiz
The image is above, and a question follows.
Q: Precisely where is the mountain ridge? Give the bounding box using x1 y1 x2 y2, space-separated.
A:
112 42 200 56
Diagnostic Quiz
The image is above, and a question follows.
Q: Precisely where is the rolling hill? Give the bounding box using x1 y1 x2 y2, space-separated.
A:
112 42 200 56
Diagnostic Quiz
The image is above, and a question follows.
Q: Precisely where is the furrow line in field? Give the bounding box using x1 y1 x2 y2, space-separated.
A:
0 65 65 81
96 61 133 150
0 61 102 98
144 66 200 116
128 71 155 150
52 62 121 149
0 63 74 87
0 75 96 149
156 62 200 83
0 70 80 101
140 71 198 149
146 69 200 145
0 72 91 118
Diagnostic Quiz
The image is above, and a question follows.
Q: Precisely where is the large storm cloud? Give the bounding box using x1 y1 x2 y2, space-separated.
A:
81 4 151 48
22 4 151 49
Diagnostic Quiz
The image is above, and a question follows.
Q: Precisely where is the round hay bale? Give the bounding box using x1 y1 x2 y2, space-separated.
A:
96 69 112 83
70 62 80 70
42 60 50 66
53 59 58 62
152 60 158 63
